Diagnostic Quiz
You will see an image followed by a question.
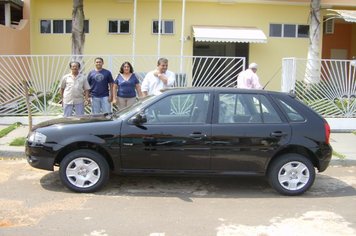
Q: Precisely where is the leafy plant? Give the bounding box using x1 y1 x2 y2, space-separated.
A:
9 137 26 146
0 122 22 138
332 150 346 159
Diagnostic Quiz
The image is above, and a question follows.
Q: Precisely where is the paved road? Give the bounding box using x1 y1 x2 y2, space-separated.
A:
0 159 355 236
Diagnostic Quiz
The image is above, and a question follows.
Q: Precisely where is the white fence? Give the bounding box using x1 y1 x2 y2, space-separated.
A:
0 55 245 116
282 58 356 118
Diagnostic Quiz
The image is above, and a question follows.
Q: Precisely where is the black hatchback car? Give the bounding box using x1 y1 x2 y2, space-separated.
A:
26 88 332 195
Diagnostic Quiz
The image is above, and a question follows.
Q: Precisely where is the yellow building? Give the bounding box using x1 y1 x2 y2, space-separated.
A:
1 0 355 90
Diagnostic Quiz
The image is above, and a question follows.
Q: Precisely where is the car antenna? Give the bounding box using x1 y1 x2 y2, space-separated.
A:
263 66 281 90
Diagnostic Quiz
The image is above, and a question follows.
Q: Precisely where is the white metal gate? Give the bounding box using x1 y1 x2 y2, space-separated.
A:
282 58 356 118
0 55 245 116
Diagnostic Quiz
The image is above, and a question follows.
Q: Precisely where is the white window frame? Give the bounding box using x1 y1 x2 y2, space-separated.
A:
152 20 175 35
108 19 130 34
269 23 309 38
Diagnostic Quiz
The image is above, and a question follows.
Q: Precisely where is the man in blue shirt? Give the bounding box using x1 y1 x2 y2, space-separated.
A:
87 57 114 114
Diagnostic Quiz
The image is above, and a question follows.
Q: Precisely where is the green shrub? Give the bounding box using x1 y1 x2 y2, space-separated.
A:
9 137 26 146
0 122 22 138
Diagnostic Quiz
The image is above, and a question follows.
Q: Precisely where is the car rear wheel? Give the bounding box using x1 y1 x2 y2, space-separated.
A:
268 154 315 196
59 149 110 193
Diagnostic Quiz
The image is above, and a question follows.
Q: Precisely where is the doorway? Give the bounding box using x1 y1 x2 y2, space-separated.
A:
192 42 248 86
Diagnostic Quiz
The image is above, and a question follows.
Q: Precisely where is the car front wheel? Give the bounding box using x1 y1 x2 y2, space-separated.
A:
59 149 110 193
268 154 315 196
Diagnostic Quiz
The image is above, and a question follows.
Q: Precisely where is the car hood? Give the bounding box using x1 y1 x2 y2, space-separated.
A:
32 114 114 130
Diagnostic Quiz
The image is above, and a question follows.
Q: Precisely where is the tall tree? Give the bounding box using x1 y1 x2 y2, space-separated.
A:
71 0 85 56
305 0 321 84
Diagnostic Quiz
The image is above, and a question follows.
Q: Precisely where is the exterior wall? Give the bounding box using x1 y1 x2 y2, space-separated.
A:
352 24 356 58
30 0 314 91
0 0 30 55
0 21 30 55
322 23 353 59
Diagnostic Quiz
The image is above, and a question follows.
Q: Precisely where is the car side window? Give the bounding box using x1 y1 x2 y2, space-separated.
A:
218 93 282 124
276 99 305 122
144 93 210 124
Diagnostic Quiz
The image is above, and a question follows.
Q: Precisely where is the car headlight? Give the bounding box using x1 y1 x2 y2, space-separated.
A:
27 131 47 144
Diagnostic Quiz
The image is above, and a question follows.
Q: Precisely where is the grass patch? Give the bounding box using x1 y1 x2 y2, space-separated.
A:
0 122 22 138
352 131 356 135
9 137 26 146
333 150 346 159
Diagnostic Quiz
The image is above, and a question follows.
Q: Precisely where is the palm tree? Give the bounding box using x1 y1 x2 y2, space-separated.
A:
71 0 85 57
305 0 321 84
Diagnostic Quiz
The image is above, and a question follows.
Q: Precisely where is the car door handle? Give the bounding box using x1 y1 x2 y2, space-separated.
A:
270 131 287 137
189 133 206 140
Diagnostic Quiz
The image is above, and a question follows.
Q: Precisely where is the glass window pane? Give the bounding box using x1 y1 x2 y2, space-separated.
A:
109 20 118 33
152 21 159 34
84 20 89 33
277 99 305 122
120 20 130 33
40 20 51 33
259 96 282 123
269 24 282 37
284 24 296 37
53 20 64 33
297 25 309 38
145 93 209 124
65 20 72 33
219 94 251 123
164 21 174 34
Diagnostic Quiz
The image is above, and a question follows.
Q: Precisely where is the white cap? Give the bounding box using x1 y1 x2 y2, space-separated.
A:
248 62 258 69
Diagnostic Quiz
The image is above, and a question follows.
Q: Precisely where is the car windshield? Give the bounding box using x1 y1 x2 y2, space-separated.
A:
113 95 156 118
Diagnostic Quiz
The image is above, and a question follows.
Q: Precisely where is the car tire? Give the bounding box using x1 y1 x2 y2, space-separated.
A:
59 149 110 193
268 153 315 196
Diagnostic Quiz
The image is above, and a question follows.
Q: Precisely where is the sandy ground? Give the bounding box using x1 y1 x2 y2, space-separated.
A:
0 158 355 236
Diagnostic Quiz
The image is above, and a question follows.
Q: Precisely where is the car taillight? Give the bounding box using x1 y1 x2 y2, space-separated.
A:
324 122 331 144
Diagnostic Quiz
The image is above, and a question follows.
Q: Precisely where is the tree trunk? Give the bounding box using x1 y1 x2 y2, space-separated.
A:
72 0 85 59
305 0 321 84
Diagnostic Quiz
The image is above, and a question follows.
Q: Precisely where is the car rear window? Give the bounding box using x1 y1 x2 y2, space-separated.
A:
276 99 305 122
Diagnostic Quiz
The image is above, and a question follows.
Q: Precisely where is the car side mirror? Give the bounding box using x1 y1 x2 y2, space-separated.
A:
130 113 147 125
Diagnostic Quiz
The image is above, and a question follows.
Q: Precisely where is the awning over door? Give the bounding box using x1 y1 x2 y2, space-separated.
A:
328 9 356 23
192 26 267 43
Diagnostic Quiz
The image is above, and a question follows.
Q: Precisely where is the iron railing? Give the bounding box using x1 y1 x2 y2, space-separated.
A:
282 58 356 118
0 55 245 116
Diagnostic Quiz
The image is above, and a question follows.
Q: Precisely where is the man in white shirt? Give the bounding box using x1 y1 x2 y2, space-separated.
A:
237 62 262 89
141 58 175 96
60 61 90 117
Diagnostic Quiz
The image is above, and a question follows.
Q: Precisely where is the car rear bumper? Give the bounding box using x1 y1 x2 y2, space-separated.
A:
317 144 333 172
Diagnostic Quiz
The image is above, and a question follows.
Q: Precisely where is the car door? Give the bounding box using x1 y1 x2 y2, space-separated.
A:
211 92 291 174
120 92 212 171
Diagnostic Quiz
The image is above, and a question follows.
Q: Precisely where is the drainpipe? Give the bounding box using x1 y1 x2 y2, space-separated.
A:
5 3 11 27
132 0 137 66
179 0 186 74
157 0 162 57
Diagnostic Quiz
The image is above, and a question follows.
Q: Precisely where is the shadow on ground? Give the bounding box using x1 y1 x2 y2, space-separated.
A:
39 171 356 200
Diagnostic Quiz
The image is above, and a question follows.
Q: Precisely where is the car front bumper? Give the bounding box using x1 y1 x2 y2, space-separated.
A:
25 144 58 171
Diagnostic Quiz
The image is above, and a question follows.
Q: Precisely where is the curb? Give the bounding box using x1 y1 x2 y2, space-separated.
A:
0 146 26 158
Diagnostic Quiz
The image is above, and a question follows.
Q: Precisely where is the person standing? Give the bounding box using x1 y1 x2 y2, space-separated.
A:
237 62 262 89
141 57 175 96
112 61 142 110
87 57 114 114
60 61 90 117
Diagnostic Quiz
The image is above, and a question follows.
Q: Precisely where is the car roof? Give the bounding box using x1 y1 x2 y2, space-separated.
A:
161 87 294 97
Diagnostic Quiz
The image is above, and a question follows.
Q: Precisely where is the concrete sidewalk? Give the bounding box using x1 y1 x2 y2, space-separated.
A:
0 120 355 166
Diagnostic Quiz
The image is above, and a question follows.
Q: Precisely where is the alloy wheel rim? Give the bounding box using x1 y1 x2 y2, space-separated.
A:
277 161 310 191
66 157 101 188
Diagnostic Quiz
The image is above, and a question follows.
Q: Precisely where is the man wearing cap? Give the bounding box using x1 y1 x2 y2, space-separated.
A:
237 62 262 89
